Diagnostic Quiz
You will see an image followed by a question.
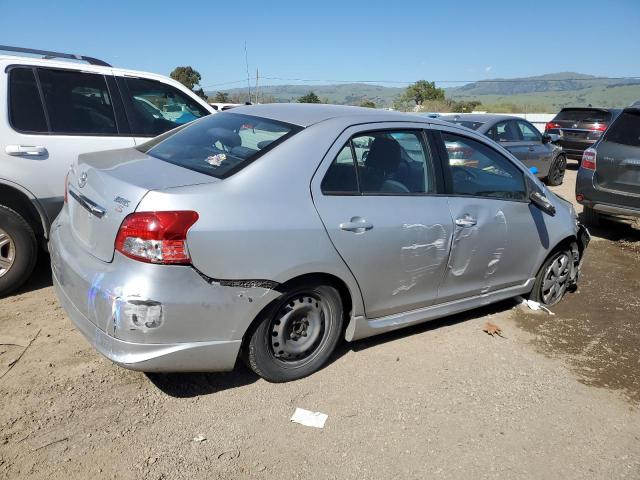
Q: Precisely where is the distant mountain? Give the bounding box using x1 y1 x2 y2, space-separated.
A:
207 73 640 112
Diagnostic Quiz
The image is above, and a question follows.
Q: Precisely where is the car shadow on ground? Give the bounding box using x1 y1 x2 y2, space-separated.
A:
148 298 520 399
8 253 53 297
580 214 640 243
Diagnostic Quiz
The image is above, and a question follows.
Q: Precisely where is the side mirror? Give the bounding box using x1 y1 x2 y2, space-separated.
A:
542 133 552 144
542 133 560 144
530 191 556 216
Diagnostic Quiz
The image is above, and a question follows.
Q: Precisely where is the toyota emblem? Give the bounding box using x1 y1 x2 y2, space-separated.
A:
78 172 88 188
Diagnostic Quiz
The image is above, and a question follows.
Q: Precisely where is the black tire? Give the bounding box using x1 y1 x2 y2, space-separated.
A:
243 283 343 382
545 154 566 186
0 205 38 297
530 248 573 307
582 206 601 227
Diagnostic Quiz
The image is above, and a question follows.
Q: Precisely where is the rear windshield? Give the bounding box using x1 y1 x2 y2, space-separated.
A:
554 109 611 122
603 111 640 147
442 119 484 130
139 113 301 178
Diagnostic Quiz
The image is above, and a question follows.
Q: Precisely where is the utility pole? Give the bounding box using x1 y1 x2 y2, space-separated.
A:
255 67 259 104
244 42 251 103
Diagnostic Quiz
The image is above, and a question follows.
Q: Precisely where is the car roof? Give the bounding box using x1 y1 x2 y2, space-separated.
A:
226 103 439 127
439 114 518 123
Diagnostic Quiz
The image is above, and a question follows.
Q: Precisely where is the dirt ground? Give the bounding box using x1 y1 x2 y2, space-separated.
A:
1 166 639 479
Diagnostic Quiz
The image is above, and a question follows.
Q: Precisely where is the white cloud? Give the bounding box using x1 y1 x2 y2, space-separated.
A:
485 66 493 73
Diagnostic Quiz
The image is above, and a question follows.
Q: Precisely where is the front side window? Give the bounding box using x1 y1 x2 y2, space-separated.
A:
603 111 640 147
37 68 117 135
8 68 47 133
123 77 210 136
321 130 436 195
442 132 526 201
517 121 541 142
140 113 300 179
486 121 519 143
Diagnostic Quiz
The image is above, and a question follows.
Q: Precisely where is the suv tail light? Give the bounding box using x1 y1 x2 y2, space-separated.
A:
591 123 607 132
115 211 199 264
545 122 562 132
582 148 597 170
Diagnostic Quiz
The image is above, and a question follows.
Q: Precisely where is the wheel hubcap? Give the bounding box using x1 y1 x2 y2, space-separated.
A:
270 295 326 361
541 253 571 305
0 228 15 278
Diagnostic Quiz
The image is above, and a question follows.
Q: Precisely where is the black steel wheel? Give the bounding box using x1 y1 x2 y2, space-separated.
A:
244 283 343 382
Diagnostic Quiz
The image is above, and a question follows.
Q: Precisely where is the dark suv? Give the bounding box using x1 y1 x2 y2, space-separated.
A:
576 107 640 224
545 108 621 163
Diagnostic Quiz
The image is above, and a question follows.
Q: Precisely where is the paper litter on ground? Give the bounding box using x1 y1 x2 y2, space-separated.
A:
290 408 328 429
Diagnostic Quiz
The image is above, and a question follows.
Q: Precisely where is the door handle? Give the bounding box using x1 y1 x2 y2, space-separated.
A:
339 217 373 233
528 146 535 151
455 215 477 228
5 145 48 156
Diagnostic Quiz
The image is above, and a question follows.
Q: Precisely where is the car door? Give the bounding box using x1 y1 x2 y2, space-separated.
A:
311 124 454 319
433 128 543 303
114 75 212 145
1 66 135 223
516 120 553 176
486 120 529 162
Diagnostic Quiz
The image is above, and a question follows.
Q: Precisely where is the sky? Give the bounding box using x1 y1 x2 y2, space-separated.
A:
2 0 639 91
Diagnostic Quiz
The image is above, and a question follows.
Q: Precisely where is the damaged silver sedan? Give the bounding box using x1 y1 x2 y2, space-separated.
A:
50 104 589 382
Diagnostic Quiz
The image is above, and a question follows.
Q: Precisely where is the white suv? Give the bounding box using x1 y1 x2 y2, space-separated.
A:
0 46 215 295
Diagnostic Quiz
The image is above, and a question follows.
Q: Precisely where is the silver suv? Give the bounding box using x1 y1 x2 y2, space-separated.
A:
0 46 214 295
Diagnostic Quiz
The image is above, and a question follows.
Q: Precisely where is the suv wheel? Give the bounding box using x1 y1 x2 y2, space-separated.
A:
545 154 566 186
0 206 38 296
244 283 343 382
530 248 573 307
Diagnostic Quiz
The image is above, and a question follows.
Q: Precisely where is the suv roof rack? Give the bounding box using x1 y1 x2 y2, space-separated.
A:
0 45 111 67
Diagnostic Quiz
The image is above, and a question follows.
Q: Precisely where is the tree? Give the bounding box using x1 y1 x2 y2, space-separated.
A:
360 100 376 108
213 91 230 102
297 91 321 103
170 66 207 99
400 80 445 107
450 100 482 113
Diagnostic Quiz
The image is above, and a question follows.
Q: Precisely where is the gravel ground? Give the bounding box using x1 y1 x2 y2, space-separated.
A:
1 166 639 479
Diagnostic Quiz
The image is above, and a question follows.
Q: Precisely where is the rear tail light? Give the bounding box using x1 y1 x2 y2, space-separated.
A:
591 123 607 132
115 211 199 264
582 148 597 170
545 122 562 132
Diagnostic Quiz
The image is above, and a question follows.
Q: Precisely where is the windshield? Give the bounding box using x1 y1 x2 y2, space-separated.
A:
603 111 640 147
555 109 611 122
140 113 302 179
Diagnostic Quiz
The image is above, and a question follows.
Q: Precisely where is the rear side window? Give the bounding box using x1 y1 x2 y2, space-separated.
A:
555 109 611 122
517 121 541 142
442 132 526 201
141 113 301 179
122 77 210 136
37 68 117 135
487 121 519 142
603 111 640 147
9 68 47 133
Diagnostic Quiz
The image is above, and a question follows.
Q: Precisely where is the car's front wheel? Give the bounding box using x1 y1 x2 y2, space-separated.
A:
545 154 566 186
0 205 38 297
244 283 344 382
530 248 573 307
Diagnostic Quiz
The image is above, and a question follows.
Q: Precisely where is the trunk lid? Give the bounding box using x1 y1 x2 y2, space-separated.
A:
68 147 217 262
594 110 640 197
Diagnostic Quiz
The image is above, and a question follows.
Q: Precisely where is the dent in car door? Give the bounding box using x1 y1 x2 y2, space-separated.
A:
435 129 542 302
311 124 454 319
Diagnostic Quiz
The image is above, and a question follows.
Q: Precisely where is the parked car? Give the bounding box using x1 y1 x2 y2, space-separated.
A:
440 114 566 186
576 106 640 224
50 104 590 382
0 46 214 295
545 107 621 163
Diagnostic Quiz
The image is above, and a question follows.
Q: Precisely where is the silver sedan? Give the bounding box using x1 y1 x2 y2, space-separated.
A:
50 104 589 382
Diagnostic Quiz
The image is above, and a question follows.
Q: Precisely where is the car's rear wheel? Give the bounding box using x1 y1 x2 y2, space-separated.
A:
0 205 38 297
545 154 566 186
530 248 573 307
582 206 601 226
244 283 343 382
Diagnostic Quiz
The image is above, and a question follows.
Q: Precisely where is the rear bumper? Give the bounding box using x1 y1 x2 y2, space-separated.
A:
49 208 280 372
576 168 640 218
